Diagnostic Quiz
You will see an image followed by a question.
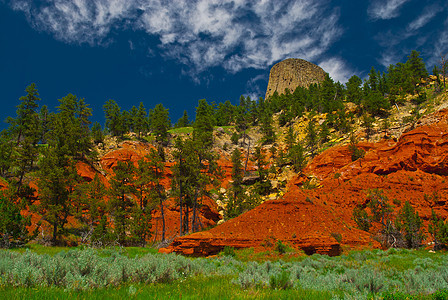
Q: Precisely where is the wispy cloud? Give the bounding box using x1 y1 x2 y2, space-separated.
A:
374 3 447 68
368 0 410 20
9 0 342 78
318 57 352 83
407 5 440 31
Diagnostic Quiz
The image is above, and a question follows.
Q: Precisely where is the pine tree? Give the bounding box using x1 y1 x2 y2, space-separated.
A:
91 122 104 145
149 103 171 144
136 149 165 242
193 99 215 149
226 148 246 219
135 102 148 138
395 201 424 249
103 99 125 137
72 174 107 244
406 50 428 90
0 130 13 177
305 119 318 156
175 110 190 128
7 83 41 194
108 160 138 245
0 190 31 248
36 146 80 245
346 75 363 104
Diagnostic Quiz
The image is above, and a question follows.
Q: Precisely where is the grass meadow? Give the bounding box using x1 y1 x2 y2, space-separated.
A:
0 245 447 299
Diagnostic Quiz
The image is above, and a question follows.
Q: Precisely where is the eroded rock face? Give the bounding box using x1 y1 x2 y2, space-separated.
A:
162 110 448 257
265 58 326 99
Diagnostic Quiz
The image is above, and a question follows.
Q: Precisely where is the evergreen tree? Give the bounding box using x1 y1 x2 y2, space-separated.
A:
108 160 139 245
193 99 215 149
395 201 424 249
149 103 171 144
406 50 428 89
226 148 246 219
129 105 139 133
319 120 330 144
428 209 448 250
72 174 107 244
346 75 363 104
0 130 13 177
7 83 41 194
260 111 275 145
137 149 166 242
91 122 104 145
0 191 31 248
367 67 379 92
36 146 80 245
55 94 93 158
103 99 125 137
175 110 190 128
39 105 50 144
305 119 318 156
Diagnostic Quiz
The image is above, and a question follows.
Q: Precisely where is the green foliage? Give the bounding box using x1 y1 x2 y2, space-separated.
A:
395 201 425 249
428 209 448 250
103 99 125 137
306 119 318 156
36 146 81 245
221 246 236 257
348 133 365 162
174 110 190 128
275 240 288 254
6 83 42 194
149 103 170 144
230 131 239 145
0 193 30 248
1 248 448 298
353 205 371 231
91 122 104 145
193 99 215 148
226 148 246 219
346 75 363 104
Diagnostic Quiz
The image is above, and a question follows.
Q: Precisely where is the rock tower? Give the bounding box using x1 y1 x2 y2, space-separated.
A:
265 58 326 99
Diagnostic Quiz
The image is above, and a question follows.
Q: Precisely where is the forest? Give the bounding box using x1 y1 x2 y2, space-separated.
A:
0 50 447 252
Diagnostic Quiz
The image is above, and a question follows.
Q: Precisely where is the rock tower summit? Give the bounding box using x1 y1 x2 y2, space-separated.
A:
265 58 326 99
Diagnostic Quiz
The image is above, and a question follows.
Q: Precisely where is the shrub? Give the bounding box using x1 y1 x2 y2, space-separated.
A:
269 270 292 290
353 205 371 231
221 246 236 257
275 240 287 254
395 201 425 249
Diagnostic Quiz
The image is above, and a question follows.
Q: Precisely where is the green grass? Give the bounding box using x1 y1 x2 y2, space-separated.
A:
8 244 158 258
168 126 194 134
1 246 448 299
0 275 333 300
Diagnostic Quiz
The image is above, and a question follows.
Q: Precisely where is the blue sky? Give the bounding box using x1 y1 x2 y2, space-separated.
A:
1 0 447 126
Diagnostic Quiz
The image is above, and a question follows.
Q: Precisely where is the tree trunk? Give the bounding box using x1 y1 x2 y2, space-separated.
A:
244 137 251 176
158 186 166 243
184 205 189 234
52 220 58 246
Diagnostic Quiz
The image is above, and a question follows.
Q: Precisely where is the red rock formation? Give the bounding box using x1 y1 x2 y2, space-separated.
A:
163 110 448 256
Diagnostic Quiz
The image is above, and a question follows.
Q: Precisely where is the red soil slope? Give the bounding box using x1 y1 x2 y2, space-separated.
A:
162 110 448 256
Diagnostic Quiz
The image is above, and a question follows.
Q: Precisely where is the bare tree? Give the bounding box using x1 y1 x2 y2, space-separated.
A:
441 53 448 90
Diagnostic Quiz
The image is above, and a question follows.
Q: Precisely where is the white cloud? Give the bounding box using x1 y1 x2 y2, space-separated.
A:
407 5 440 31
318 57 352 84
368 0 410 20
9 0 342 78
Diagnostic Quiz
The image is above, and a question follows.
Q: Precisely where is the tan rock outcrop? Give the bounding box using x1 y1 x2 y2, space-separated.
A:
265 58 326 99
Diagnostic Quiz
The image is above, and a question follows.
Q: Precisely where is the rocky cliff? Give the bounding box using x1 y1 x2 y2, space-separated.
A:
265 58 326 99
161 109 448 256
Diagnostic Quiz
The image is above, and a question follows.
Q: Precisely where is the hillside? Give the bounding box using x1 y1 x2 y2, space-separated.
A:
161 106 448 256
1 54 448 255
